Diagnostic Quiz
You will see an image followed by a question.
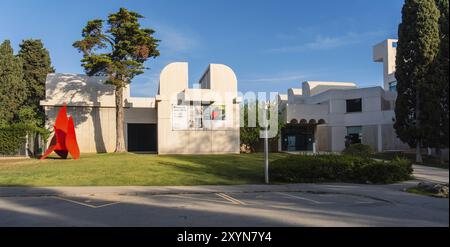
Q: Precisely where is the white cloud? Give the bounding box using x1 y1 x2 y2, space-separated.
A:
154 23 200 55
269 31 385 53
241 73 309 83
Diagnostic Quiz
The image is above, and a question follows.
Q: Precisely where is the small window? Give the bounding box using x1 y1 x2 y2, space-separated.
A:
389 81 397 92
392 42 398 48
346 98 362 113
346 126 362 146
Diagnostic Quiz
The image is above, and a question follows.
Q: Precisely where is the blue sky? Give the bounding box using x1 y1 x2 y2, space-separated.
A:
0 0 404 97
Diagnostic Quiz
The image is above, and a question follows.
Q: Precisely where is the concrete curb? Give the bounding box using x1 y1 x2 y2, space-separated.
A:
0 182 418 199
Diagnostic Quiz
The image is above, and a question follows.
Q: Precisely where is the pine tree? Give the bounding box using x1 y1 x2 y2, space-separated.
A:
394 0 441 163
17 39 54 127
73 8 160 152
0 40 26 125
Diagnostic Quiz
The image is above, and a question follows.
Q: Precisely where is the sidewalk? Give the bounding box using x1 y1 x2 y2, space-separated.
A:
413 165 449 184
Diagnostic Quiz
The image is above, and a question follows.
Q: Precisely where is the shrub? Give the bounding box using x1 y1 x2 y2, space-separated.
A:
0 123 50 155
270 154 412 184
0 125 27 155
356 157 413 184
342 143 374 157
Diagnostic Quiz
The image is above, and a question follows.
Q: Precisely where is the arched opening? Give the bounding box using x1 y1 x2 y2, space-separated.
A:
299 119 307 124
318 119 326 125
290 119 298 124
309 119 316 125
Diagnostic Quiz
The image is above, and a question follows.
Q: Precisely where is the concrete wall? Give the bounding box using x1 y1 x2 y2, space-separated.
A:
42 73 157 153
42 73 115 107
280 85 409 153
381 124 409 151
302 81 357 96
362 125 378 151
45 106 117 153
156 62 240 154
373 39 397 90
44 106 158 153
315 125 331 152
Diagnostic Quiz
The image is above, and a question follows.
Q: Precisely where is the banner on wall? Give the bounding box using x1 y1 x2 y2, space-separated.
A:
172 105 188 130
172 104 226 130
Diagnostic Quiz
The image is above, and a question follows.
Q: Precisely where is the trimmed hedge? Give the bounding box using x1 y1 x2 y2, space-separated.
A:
270 154 412 184
0 124 50 155
342 143 374 157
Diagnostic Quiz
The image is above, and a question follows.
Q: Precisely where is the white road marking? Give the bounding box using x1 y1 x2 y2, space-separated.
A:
276 192 334 204
215 193 247 205
52 196 121 208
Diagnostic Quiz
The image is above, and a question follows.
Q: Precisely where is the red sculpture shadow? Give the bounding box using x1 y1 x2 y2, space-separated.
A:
40 104 80 160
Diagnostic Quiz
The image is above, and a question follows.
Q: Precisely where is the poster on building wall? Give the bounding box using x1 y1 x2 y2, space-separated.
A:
172 104 227 130
188 105 203 129
172 105 188 130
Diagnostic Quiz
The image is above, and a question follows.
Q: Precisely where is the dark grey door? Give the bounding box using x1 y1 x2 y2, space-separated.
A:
127 124 157 152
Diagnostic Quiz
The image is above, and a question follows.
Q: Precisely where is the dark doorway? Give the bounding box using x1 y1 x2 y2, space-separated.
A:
127 123 157 152
281 124 315 151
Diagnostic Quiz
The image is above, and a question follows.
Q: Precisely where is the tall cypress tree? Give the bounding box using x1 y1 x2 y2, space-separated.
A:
394 0 440 163
0 40 26 125
426 0 449 158
17 39 54 127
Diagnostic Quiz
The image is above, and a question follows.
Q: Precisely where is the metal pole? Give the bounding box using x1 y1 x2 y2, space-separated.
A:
264 103 269 184
264 127 269 184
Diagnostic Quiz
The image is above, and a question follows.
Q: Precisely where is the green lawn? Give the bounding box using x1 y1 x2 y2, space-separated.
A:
0 153 289 186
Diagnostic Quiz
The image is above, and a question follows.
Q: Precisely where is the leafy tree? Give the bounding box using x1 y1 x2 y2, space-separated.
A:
240 101 284 152
394 0 440 163
17 39 54 127
73 8 160 152
240 101 260 152
0 40 26 125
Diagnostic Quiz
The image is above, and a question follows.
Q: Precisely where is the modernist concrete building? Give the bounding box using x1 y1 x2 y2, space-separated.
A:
373 39 398 92
41 62 241 154
277 39 408 152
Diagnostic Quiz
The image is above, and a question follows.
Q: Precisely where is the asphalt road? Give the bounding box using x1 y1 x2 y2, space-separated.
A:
0 182 448 226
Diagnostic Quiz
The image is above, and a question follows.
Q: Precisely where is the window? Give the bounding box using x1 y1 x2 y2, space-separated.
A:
392 42 398 48
389 81 397 92
346 126 362 146
346 98 362 113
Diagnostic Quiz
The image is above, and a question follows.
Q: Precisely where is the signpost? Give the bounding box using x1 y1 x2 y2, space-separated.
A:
263 103 269 184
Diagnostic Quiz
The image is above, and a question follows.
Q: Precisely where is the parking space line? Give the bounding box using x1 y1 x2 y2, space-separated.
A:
276 192 332 204
52 196 121 208
164 194 226 204
215 193 247 205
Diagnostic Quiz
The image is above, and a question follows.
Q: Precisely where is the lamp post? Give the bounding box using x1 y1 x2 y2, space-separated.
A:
263 103 269 184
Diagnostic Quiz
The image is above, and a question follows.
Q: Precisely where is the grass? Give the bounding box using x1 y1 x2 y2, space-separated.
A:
406 187 448 198
372 152 449 169
0 153 289 186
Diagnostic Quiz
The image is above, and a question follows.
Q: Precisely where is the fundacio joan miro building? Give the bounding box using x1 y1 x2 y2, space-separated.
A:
41 62 241 154
41 39 411 155
276 39 409 153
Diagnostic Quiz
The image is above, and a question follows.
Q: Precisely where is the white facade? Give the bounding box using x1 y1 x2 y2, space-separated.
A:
373 39 398 92
278 39 408 152
41 62 240 154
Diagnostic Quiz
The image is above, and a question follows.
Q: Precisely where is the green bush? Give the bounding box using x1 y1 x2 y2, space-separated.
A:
342 143 374 157
0 125 27 155
270 154 412 184
356 157 413 184
0 124 50 155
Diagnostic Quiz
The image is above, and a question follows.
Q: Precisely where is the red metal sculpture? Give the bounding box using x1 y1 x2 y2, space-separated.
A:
40 104 80 160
